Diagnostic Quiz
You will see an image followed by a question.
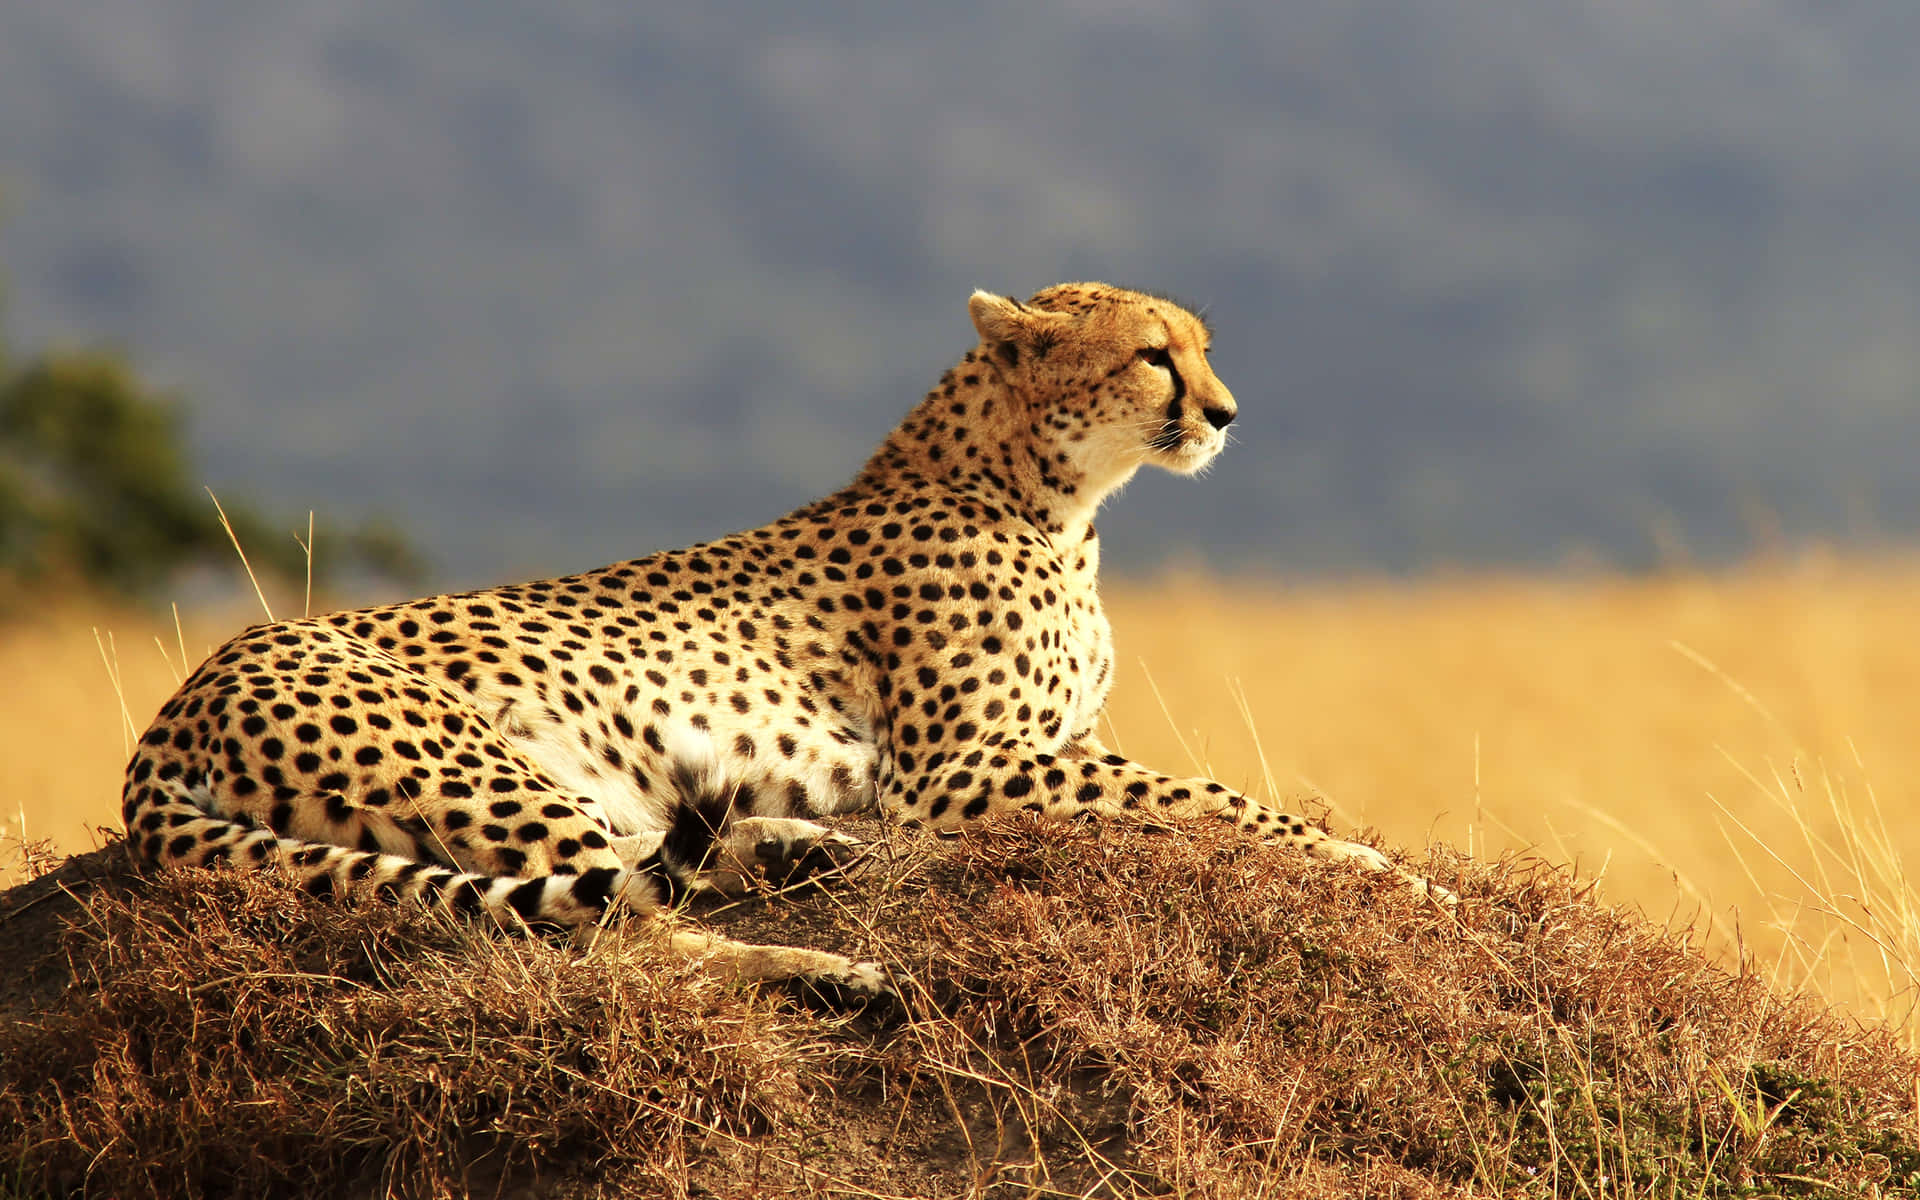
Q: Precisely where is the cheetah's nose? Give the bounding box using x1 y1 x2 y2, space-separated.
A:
1202 405 1236 430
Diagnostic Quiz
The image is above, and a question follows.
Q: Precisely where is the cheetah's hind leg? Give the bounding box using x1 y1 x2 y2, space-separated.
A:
692 816 863 896
666 928 899 1009
606 816 861 899
636 825 890 1008
641 767 883 1004
577 907 899 1008
653 748 864 898
1303 834 1458 906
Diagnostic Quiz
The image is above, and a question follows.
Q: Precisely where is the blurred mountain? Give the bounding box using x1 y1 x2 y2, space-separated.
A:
3 0 1918 585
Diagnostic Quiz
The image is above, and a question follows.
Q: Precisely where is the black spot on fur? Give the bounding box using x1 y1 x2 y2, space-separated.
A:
507 878 548 920
571 866 620 911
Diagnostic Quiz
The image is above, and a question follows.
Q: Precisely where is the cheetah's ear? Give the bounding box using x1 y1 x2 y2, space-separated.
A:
969 290 1073 352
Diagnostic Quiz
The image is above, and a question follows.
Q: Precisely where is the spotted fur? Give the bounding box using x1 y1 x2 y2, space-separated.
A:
122 283 1446 995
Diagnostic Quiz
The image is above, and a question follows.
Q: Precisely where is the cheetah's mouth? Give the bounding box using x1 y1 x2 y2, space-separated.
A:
1154 426 1227 475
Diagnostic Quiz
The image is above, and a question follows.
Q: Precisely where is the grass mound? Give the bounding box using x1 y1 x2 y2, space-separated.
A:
1 867 816 1197
3 818 1916 1197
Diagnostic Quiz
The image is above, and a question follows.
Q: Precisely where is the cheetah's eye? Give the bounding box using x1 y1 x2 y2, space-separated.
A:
1138 347 1172 368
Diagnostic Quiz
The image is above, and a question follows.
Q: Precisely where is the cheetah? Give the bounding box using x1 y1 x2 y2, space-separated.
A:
123 283 1447 999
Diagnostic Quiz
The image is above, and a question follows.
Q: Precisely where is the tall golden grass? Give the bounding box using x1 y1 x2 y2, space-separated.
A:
1102 557 1920 1039
0 599 222 876
6 555 1917 1040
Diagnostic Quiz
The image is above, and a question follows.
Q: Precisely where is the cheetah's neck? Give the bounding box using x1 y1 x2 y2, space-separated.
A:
850 348 1134 543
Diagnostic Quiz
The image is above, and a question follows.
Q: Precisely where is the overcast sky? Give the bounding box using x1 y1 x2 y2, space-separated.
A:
3 0 1918 584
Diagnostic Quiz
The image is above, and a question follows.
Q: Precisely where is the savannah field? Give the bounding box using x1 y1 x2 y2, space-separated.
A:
6 555 1919 1042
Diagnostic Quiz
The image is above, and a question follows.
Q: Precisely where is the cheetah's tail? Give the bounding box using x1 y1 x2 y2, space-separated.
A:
122 778 654 929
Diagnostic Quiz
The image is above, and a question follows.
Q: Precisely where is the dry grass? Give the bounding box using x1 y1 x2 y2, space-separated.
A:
1099 556 1920 1040
5 552 1919 1042
0 596 239 879
4 818 1916 1198
1 863 824 1198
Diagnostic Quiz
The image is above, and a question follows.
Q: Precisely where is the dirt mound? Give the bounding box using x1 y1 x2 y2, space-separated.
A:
4 820 1916 1197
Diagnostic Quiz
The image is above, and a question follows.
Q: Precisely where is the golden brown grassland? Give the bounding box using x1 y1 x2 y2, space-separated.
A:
5 556 1920 1197
6 810 1916 1196
7 556 1917 1038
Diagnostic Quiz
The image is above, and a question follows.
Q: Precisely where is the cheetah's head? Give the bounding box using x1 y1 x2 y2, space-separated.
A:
968 283 1236 497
